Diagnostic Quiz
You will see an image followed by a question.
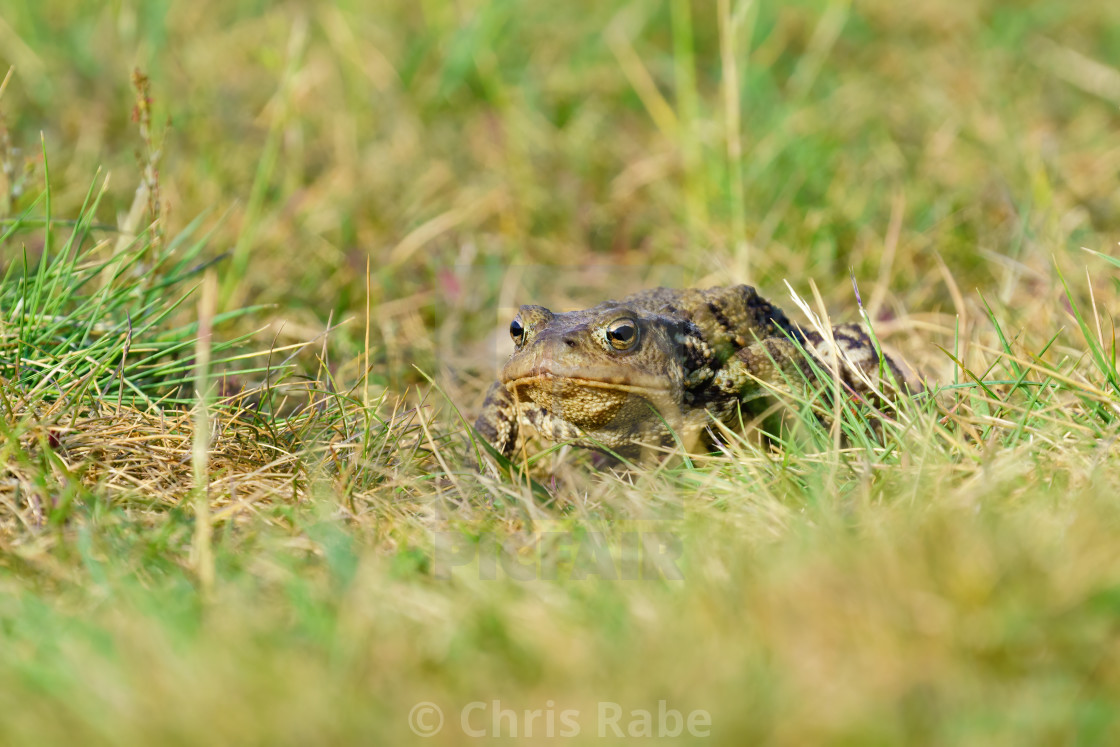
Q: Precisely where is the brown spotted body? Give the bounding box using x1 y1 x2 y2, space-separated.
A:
474 285 910 460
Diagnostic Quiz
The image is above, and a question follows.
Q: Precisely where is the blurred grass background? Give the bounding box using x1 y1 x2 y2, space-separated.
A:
5 0 1118 390
3 0 1120 744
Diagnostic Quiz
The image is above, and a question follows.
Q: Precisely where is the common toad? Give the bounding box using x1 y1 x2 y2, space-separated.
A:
474 285 910 460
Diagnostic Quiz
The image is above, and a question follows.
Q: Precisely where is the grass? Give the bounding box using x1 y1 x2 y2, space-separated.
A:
3 0 1120 743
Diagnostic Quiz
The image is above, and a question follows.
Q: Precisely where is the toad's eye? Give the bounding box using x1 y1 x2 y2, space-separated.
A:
606 318 639 350
509 318 524 344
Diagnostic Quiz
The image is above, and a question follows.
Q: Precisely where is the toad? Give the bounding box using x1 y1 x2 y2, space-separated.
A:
474 285 911 460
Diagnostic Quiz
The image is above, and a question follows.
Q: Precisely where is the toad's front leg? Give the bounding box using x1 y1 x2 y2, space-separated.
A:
474 381 520 458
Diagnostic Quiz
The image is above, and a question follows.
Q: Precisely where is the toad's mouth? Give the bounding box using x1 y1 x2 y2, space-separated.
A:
501 365 680 430
502 365 671 400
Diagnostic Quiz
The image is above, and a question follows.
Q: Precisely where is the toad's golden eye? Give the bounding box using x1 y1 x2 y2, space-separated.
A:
606 318 639 350
509 318 525 344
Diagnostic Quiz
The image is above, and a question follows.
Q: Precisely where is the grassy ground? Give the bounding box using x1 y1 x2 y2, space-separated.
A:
3 0 1120 743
